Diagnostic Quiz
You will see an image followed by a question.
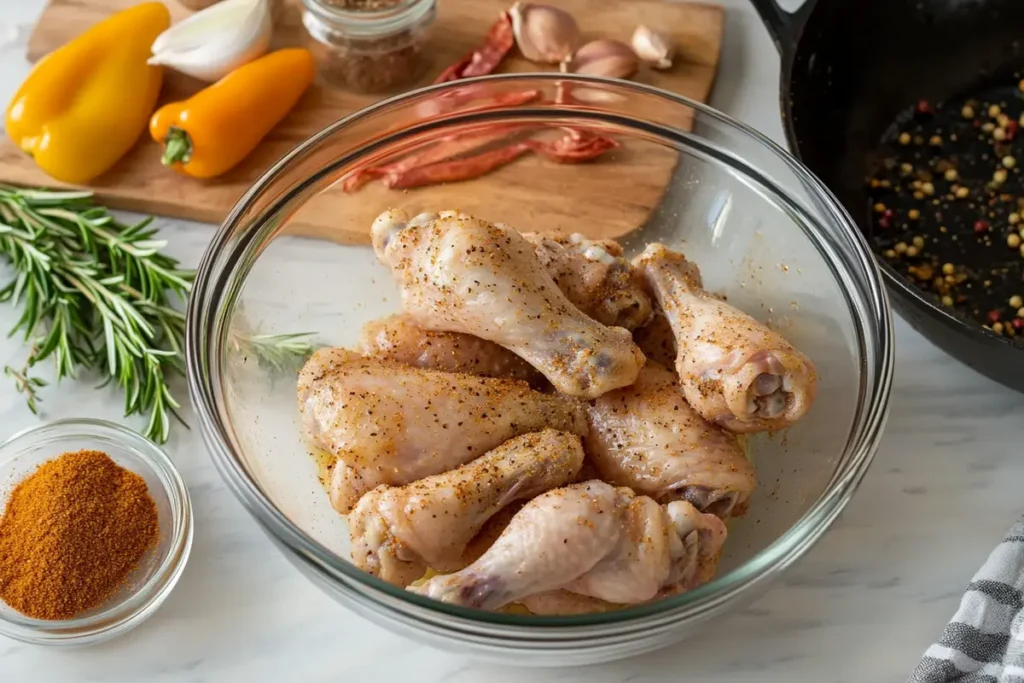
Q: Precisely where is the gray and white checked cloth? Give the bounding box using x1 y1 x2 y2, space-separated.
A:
910 516 1024 683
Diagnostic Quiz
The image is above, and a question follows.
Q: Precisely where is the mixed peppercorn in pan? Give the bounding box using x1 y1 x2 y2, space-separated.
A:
867 80 1024 339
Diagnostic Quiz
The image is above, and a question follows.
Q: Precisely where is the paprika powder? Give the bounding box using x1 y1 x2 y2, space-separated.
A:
0 450 159 620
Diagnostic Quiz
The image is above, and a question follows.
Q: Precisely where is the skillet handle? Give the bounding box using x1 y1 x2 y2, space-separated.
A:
748 0 815 60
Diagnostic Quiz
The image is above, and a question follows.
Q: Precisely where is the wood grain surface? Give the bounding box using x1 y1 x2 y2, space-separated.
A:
1 0 723 243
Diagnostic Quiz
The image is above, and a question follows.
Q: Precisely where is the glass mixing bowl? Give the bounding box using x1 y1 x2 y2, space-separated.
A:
186 74 894 665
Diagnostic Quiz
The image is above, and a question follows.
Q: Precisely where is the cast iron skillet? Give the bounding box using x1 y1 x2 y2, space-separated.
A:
750 0 1024 391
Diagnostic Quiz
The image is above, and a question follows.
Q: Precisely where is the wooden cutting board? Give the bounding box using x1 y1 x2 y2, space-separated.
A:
1 0 723 244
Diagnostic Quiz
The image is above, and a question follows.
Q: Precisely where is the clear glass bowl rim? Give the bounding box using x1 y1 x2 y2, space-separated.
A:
0 418 193 642
186 73 895 629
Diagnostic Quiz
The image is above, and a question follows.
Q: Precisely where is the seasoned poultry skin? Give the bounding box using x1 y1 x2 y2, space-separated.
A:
297 348 587 512
584 362 756 517
635 243 818 433
349 429 584 586
408 481 726 611
371 209 645 399
523 232 653 331
359 313 545 387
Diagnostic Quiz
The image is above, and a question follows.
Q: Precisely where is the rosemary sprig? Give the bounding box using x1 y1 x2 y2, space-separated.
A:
0 185 314 443
229 331 318 373
4 364 46 415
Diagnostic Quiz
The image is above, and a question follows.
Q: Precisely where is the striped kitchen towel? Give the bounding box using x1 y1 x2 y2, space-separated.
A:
909 516 1024 683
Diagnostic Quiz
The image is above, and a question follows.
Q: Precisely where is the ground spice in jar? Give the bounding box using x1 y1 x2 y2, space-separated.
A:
0 450 159 620
302 0 436 94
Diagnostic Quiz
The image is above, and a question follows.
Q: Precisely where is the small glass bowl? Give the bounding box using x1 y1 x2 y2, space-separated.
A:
0 419 193 646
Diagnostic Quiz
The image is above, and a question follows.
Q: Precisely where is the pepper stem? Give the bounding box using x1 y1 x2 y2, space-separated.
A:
161 127 193 166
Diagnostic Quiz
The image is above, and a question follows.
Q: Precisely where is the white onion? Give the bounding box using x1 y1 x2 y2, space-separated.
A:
148 0 272 83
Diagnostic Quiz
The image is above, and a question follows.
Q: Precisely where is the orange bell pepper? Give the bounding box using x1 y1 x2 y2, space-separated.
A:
5 3 170 184
149 48 316 179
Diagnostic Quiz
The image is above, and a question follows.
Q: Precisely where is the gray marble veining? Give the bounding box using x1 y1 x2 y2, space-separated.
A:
1 0 1020 681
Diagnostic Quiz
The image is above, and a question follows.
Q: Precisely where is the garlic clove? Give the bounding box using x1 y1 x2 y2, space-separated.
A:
149 0 272 82
631 24 674 70
509 2 581 65
562 39 638 80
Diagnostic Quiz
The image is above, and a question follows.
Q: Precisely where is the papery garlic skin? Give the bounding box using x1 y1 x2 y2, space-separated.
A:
149 0 272 82
562 39 638 80
631 24 674 70
509 2 581 65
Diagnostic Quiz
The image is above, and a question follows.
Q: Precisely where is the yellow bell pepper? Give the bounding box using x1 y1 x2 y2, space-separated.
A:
5 3 170 184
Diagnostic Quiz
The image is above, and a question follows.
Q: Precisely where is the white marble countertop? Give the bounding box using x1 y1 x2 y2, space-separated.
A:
3 1 1024 681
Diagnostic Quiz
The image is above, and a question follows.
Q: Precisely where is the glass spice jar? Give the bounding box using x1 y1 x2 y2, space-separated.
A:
301 0 437 94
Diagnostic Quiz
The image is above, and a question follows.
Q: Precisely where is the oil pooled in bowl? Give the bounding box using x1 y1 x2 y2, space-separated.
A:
310 444 335 494
866 83 1024 339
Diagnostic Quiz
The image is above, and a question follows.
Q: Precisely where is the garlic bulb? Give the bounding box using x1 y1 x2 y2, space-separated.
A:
631 25 674 70
509 2 581 65
149 0 272 82
562 39 638 80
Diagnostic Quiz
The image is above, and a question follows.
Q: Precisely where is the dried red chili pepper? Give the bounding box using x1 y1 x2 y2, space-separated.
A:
433 12 515 84
387 144 534 189
385 128 618 189
343 123 535 191
341 8 621 194
417 88 541 120
525 130 620 161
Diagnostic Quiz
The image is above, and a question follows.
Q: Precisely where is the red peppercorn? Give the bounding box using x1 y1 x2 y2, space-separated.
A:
1013 318 1024 332
975 220 990 233
878 216 891 229
883 209 895 220
988 310 1003 324
974 119 982 128
916 99 932 115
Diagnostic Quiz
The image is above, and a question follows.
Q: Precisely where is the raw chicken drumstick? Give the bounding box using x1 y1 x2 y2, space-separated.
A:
359 313 545 387
371 209 645 399
409 480 726 611
585 362 756 517
523 232 653 331
349 429 584 586
635 243 818 433
297 348 587 513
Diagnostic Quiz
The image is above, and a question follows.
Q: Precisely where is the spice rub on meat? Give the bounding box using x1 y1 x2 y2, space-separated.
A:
523 231 653 331
635 243 818 433
297 348 587 513
410 481 727 611
349 429 584 586
358 313 546 388
370 209 645 399
583 362 756 517
295 207 823 615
